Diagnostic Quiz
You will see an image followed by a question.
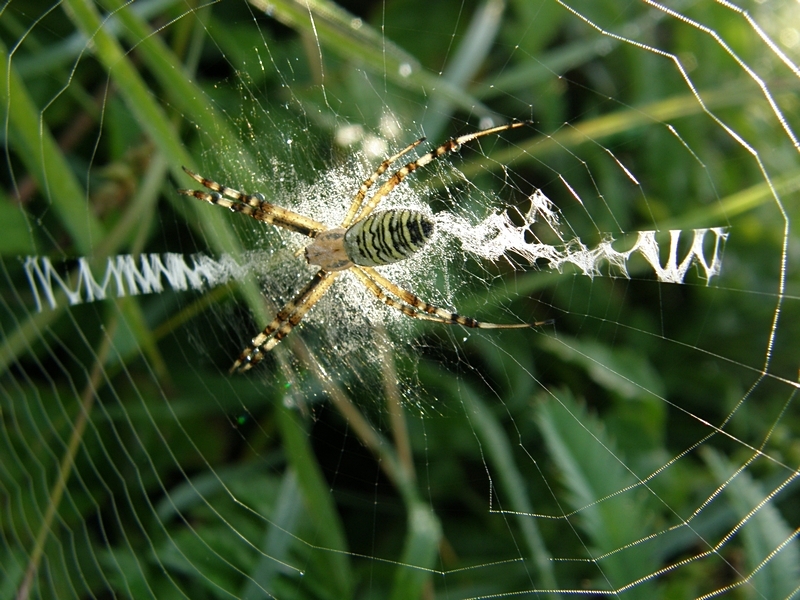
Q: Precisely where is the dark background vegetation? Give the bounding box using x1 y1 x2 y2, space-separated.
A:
2 0 799 598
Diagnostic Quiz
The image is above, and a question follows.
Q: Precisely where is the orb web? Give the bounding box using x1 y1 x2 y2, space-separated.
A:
2 1 798 599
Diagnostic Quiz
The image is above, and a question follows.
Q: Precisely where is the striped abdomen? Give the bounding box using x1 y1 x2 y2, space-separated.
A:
344 210 434 267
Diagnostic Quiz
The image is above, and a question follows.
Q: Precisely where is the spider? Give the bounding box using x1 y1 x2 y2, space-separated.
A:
178 122 546 373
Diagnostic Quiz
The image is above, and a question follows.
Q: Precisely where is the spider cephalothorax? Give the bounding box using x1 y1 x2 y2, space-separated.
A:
178 122 545 373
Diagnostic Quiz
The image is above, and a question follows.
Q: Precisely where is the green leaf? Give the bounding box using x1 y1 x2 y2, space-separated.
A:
703 447 800 599
535 388 658 597
278 406 354 598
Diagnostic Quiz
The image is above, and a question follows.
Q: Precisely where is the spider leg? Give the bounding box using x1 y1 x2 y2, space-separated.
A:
350 268 469 324
341 137 426 228
351 122 528 224
357 266 547 329
230 270 339 373
178 167 327 237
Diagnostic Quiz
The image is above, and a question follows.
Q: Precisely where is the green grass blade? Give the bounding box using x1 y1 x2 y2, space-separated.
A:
460 382 561 598
390 501 441 600
703 447 800 598
97 0 243 153
420 0 506 138
535 388 658 598
252 0 496 122
277 405 354 598
0 38 103 253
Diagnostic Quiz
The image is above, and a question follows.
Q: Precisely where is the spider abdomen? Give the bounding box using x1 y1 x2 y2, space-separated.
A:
344 210 435 267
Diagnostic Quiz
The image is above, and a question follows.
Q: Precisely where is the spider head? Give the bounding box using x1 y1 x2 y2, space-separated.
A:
305 228 352 272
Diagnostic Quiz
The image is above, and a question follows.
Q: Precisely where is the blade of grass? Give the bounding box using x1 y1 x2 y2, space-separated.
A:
459 80 792 180
539 335 665 402
289 339 442 598
97 0 245 158
253 0 496 122
420 0 507 139
472 0 696 101
703 447 800 599
14 316 119 600
62 0 187 171
277 405 354 598
459 381 560 598
63 0 276 334
13 0 181 78
0 40 166 375
239 469 303 600
0 38 103 252
390 501 442 600
535 388 657 597
663 167 800 232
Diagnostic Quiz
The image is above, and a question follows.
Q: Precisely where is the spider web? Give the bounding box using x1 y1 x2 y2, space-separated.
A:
2 0 799 598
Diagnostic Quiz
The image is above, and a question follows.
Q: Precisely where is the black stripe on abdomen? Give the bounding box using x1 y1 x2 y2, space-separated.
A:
344 210 435 267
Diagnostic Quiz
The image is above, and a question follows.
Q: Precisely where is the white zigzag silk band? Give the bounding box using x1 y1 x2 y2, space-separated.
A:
24 227 727 313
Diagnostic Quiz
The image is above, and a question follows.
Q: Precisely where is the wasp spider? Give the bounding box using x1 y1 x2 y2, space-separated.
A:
178 122 545 373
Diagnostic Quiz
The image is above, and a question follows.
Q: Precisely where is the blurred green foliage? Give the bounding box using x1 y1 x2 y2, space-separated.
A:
2 0 799 598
